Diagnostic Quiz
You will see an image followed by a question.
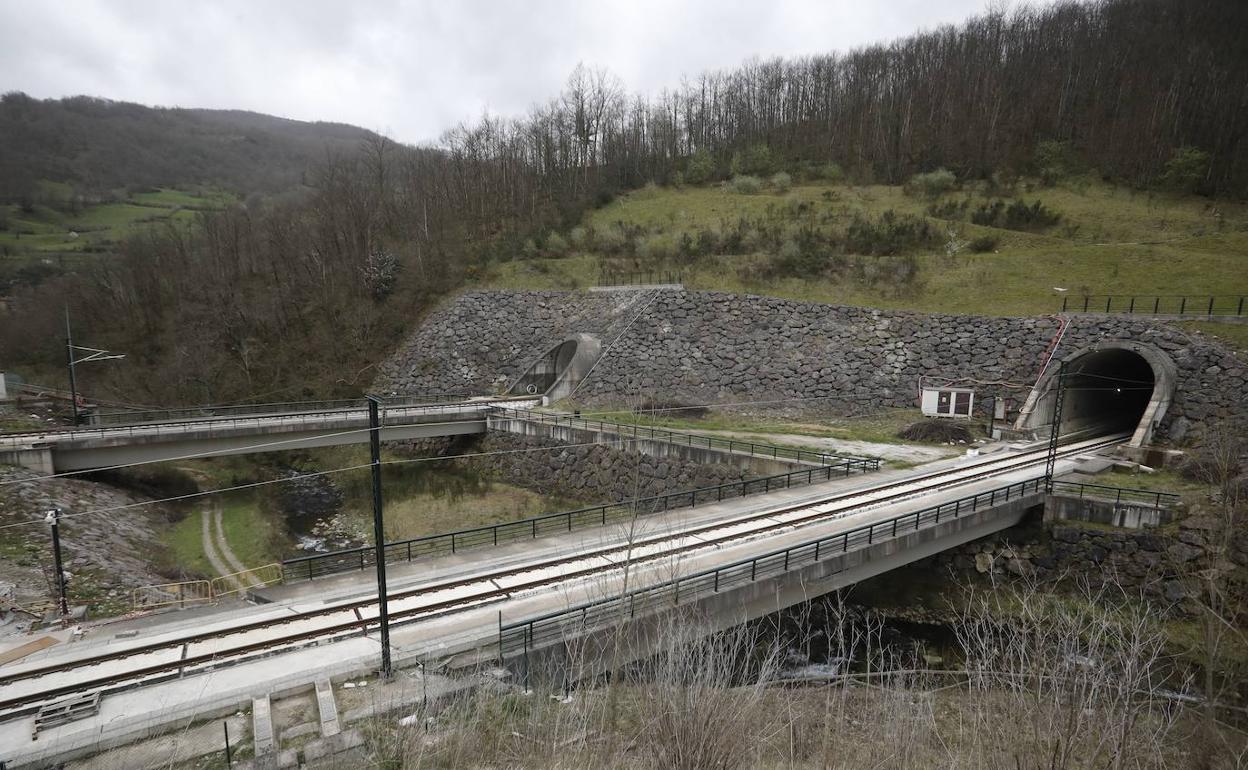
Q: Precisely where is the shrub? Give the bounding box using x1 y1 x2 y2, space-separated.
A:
770 172 792 193
637 232 675 260
521 238 538 258
544 231 568 256
729 175 763 195
686 148 715 185
593 188 616 208
971 198 1061 232
969 235 999 253
926 198 969 220
1159 146 1210 193
1034 140 1078 186
845 210 938 256
819 162 845 183
594 226 627 255
567 226 588 249
904 168 957 198
730 144 773 176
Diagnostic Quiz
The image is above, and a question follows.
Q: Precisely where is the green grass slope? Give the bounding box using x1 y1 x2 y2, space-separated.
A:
483 178 1248 317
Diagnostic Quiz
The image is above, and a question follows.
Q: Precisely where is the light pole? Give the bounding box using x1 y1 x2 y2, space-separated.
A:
65 307 124 425
366 395 393 679
44 508 69 619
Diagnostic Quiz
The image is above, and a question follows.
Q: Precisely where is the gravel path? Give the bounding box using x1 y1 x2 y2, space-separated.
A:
199 507 242 591
212 503 250 577
697 430 959 465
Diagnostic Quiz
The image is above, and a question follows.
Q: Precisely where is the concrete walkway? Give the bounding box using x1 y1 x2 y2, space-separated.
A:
696 429 958 465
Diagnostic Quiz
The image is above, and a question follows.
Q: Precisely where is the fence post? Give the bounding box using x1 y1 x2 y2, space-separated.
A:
1239 297 1245 317
1062 295 1068 312
1154 297 1160 314
1083 296 1089 312
1208 296 1216 316
1180 297 1187 314
1105 296 1112 313
1128 297 1135 313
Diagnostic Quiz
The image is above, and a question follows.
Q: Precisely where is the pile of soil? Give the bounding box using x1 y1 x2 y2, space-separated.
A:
897 419 974 444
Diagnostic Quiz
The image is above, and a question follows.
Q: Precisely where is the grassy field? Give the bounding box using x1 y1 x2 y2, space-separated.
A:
482 178 1248 317
0 185 234 262
1180 320 1248 354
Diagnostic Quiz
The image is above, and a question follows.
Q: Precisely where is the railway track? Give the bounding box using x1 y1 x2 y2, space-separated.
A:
0 433 1124 718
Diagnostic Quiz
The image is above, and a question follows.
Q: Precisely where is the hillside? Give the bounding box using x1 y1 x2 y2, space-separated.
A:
485 176 1248 317
0 92 380 200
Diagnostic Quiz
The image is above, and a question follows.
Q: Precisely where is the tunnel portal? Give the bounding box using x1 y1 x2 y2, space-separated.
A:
1016 342 1177 446
509 333 602 402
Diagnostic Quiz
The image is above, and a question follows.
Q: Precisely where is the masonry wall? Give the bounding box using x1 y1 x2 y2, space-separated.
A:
930 509 1246 613
467 432 759 504
376 289 1248 443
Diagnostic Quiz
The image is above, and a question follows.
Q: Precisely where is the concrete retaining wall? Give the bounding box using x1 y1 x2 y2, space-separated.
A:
1045 494 1173 528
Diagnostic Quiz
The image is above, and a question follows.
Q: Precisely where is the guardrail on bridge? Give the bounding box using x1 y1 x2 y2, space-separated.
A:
498 476 1048 671
283 456 881 582
1049 480 1180 509
495 407 863 467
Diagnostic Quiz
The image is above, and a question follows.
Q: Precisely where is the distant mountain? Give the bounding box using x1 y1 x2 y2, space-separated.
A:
0 92 382 200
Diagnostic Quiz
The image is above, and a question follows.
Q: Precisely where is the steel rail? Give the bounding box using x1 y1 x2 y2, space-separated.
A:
0 434 1123 714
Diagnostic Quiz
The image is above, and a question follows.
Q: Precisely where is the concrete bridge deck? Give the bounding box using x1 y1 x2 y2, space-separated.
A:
0 397 539 473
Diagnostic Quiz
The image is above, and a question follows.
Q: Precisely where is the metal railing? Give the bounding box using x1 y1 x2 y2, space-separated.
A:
495 408 865 467
210 563 284 598
132 580 213 611
89 393 479 427
499 476 1048 660
596 270 684 287
282 457 881 582
0 396 534 441
1061 294 1247 317
1049 480 1180 509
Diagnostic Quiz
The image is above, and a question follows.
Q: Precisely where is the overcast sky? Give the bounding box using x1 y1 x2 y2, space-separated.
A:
1 0 997 145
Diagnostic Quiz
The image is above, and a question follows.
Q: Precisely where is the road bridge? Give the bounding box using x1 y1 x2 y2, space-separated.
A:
0 434 1129 767
0 396 540 474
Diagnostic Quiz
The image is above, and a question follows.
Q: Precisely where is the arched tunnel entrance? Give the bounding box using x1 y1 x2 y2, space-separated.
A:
1015 342 1177 446
508 333 602 403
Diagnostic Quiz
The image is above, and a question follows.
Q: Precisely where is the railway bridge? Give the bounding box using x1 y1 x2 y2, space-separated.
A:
0 430 1136 767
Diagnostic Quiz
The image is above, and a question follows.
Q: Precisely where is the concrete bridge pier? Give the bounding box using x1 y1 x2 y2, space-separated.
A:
0 444 54 475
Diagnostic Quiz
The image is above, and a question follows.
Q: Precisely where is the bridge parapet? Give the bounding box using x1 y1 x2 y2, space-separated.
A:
498 476 1046 682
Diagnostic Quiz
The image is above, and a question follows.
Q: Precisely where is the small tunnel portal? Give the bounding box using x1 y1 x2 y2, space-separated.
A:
1016 342 1176 446
509 334 602 402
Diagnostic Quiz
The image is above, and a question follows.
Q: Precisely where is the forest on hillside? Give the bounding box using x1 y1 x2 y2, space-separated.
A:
0 93 378 199
1 0 1244 407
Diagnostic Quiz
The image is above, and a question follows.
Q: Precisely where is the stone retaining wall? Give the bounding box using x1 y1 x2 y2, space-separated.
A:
933 509 1246 612
376 290 1247 443
467 432 758 504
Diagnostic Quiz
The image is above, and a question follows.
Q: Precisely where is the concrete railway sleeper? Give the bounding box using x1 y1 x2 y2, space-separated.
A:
0 434 1123 717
